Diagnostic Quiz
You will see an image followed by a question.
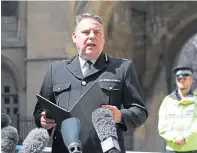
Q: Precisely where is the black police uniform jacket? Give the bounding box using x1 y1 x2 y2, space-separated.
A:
33 53 148 153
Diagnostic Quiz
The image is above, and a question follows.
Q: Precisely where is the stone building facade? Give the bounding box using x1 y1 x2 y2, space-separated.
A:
1 1 197 151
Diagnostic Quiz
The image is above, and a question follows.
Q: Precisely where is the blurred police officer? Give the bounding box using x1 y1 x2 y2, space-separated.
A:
33 13 148 153
158 66 197 153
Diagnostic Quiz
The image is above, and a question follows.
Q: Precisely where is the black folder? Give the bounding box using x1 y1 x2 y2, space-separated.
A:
36 81 106 127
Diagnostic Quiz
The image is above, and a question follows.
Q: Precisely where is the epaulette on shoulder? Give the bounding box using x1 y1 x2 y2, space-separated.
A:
122 58 128 61
52 60 69 66
53 60 66 64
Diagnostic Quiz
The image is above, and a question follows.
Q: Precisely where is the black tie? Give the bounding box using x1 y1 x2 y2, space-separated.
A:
84 60 93 76
86 60 93 70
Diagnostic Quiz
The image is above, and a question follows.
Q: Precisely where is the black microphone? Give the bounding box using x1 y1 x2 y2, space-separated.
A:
1 113 11 129
61 117 82 153
1 126 19 153
18 128 50 153
92 108 121 153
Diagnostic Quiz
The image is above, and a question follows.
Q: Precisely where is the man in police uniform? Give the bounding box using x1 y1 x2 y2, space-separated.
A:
158 66 197 153
33 13 148 153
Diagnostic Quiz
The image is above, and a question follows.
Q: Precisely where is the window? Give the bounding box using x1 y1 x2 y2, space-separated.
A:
4 85 10 93
14 108 18 115
14 95 18 104
4 97 10 104
6 108 10 115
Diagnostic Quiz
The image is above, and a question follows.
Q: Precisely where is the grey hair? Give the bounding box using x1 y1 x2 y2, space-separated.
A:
74 12 104 31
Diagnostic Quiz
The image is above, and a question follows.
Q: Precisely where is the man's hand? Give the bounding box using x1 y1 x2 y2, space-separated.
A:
174 136 186 146
41 111 56 130
101 105 122 123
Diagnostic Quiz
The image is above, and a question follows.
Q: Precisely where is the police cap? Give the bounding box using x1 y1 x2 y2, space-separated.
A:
173 66 194 78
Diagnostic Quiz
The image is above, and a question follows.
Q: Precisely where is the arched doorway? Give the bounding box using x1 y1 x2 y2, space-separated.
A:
1 53 22 141
166 18 197 92
176 33 197 91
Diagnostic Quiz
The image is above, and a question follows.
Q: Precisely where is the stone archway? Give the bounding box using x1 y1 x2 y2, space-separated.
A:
141 16 197 152
1 53 22 126
1 53 23 92
165 17 197 92
173 33 197 91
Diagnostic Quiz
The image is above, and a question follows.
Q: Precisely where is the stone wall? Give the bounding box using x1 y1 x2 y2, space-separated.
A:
26 1 75 114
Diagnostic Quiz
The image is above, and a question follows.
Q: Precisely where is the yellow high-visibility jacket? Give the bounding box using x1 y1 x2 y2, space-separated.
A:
158 90 197 151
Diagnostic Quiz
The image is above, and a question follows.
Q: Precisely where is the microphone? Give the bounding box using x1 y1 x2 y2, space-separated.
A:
92 108 121 153
1 113 11 129
61 117 82 153
18 128 50 153
1 126 19 153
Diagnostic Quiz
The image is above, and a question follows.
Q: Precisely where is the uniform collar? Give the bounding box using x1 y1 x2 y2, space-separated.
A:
78 56 97 69
170 89 194 101
66 53 108 79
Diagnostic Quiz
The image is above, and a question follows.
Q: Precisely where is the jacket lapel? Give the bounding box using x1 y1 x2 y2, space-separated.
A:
66 56 84 80
84 53 108 78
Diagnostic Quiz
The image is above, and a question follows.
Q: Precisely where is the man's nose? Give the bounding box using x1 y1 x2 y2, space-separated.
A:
89 31 95 39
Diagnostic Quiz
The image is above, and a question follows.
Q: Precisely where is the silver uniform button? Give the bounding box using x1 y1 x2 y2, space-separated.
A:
82 81 86 86
58 87 61 91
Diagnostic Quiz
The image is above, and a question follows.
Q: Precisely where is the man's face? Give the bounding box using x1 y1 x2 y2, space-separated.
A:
72 18 105 60
176 75 193 90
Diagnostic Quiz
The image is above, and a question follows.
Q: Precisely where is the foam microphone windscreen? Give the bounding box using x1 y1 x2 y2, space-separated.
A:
92 108 118 141
1 113 11 129
1 126 19 153
19 128 50 153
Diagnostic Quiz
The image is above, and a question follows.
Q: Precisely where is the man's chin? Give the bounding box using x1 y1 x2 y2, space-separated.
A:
80 53 96 60
85 49 95 54
85 51 99 59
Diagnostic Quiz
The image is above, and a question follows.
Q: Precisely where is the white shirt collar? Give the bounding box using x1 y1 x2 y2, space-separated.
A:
78 56 97 69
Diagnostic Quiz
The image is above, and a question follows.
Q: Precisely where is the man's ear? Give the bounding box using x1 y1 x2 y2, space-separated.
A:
72 32 76 43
